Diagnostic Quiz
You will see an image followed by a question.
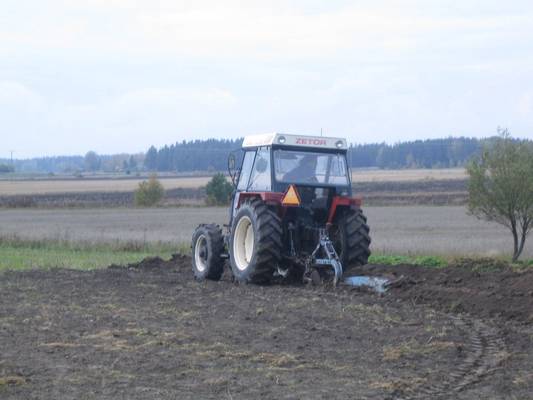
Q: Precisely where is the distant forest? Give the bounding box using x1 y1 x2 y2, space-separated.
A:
143 137 485 172
1 137 504 174
0 154 142 174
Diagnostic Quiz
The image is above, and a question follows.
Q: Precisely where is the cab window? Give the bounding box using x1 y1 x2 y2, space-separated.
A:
274 149 349 185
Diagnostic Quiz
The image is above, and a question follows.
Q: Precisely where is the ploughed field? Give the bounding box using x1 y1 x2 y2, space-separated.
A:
0 168 466 195
1 256 532 399
0 168 468 207
1 206 531 258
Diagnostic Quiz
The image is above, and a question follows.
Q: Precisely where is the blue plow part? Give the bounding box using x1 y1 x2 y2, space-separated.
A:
344 276 390 293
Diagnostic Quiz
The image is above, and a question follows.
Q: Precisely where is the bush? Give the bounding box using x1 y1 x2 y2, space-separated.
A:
135 175 165 207
0 164 14 173
205 173 233 206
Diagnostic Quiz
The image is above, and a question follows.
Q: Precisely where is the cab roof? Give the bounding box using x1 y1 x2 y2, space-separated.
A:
242 133 348 150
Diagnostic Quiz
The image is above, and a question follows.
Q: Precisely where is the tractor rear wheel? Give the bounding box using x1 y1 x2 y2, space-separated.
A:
229 198 282 283
330 208 371 273
191 224 225 281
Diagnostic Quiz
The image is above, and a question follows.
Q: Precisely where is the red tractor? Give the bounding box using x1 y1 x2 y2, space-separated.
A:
191 133 371 285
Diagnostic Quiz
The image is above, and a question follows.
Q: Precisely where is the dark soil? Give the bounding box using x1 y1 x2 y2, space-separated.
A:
354 260 533 323
0 187 204 208
355 179 468 206
1 256 532 399
0 179 467 208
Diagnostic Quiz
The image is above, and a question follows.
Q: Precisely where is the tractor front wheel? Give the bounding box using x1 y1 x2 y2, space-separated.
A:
191 224 225 281
229 198 282 283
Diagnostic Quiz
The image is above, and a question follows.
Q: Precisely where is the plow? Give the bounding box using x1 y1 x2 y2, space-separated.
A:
192 133 371 286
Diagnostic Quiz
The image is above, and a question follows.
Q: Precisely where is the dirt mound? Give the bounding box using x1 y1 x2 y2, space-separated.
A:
353 262 533 323
109 254 187 271
115 255 533 323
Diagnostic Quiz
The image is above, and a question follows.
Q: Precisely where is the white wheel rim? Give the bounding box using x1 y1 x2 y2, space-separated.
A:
194 234 208 272
233 216 254 271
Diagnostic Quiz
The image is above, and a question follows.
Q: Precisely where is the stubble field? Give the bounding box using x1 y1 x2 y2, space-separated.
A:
0 206 530 258
0 168 466 195
0 176 212 195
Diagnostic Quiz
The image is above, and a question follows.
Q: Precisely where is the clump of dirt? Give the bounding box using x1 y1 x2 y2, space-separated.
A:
353 262 533 323
109 254 187 271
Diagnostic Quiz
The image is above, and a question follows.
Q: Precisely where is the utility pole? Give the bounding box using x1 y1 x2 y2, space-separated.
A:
10 150 14 166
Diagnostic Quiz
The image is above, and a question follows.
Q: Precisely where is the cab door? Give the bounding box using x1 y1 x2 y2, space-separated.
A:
230 150 256 223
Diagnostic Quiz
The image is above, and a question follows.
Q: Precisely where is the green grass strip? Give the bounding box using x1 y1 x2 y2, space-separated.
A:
368 254 448 268
0 239 188 271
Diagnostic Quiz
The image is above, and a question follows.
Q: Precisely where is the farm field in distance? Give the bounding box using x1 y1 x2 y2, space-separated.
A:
0 176 212 195
1 206 531 259
0 168 466 195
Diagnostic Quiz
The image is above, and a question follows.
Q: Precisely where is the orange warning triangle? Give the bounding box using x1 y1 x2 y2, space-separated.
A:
282 185 301 206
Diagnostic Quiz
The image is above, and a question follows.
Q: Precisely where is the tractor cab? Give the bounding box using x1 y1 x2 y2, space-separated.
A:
193 133 371 286
229 133 354 225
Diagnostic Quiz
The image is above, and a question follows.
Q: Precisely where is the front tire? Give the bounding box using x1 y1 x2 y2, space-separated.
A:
229 198 282 283
191 224 224 281
330 208 371 272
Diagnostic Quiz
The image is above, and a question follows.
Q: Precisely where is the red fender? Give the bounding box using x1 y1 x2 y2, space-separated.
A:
236 192 284 208
236 191 363 224
327 196 363 224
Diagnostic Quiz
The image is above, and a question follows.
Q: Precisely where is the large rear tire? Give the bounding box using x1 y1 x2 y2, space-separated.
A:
330 208 371 272
229 198 282 283
191 224 225 281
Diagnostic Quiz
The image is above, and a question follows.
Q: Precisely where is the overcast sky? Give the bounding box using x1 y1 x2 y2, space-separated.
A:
1 0 533 157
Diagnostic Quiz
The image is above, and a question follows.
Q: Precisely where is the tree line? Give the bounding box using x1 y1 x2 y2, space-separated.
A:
143 137 487 172
1 154 143 174
144 139 242 172
3 136 521 174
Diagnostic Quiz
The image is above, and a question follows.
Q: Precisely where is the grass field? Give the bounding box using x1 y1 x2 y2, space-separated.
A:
0 239 467 271
0 238 185 270
0 168 466 195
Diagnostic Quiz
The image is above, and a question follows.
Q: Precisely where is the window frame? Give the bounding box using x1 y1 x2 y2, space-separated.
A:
236 150 257 191
247 146 272 192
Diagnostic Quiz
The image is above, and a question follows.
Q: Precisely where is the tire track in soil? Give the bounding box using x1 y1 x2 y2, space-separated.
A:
397 316 507 400
296 287 507 400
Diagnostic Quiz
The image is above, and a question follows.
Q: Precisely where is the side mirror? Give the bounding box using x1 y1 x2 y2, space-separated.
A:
228 153 238 187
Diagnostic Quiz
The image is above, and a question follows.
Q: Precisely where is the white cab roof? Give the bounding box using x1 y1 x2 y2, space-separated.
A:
242 133 347 150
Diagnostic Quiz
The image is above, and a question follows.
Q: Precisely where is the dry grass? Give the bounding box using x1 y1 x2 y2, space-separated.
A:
0 176 212 195
351 168 466 182
0 376 26 386
382 340 456 361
